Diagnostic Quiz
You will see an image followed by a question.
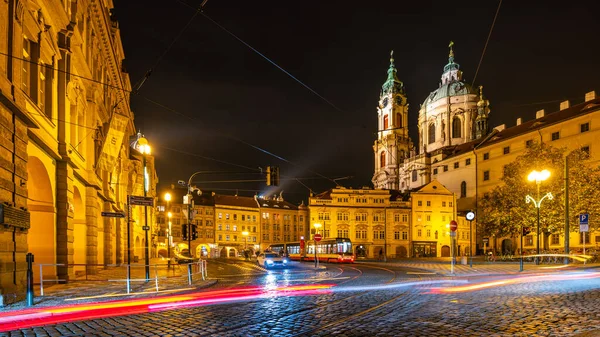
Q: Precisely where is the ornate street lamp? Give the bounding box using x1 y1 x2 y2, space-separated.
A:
165 190 172 269
137 135 152 280
526 169 553 265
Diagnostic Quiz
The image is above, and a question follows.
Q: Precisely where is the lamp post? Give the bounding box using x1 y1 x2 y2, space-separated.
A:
466 211 475 268
167 211 172 269
183 172 203 259
313 223 322 268
242 231 249 259
137 136 152 281
526 169 553 265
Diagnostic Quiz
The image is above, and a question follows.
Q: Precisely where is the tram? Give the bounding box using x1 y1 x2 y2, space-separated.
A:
267 238 354 263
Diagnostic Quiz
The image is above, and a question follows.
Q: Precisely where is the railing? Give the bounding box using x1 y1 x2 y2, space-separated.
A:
37 260 208 297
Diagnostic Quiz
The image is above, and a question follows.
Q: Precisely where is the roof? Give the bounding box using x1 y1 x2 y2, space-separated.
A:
213 195 258 209
313 190 332 200
423 81 476 106
482 97 600 147
257 198 299 210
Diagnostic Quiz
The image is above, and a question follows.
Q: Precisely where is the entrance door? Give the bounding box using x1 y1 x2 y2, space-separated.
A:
441 245 451 257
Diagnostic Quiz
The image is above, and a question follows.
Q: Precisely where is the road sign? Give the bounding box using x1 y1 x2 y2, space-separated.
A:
466 211 475 221
580 213 589 225
101 211 125 218
450 231 456 237
142 226 150 230
449 220 458 231
580 224 589 232
129 195 154 207
314 234 322 242
483 238 489 244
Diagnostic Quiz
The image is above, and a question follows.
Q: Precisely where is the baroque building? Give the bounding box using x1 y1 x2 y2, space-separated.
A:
0 0 157 305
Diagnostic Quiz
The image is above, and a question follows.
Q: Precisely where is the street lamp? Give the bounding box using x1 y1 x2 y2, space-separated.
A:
466 211 475 268
313 223 322 268
137 135 152 281
167 210 172 269
182 172 203 259
242 231 249 259
526 169 553 265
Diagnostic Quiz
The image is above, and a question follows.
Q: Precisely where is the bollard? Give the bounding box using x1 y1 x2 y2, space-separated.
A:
26 253 34 306
188 263 193 285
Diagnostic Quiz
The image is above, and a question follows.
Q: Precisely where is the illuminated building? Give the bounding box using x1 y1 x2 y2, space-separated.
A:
0 1 156 305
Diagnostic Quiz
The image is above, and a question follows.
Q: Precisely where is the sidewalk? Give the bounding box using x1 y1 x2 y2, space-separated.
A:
3 258 216 312
359 257 600 276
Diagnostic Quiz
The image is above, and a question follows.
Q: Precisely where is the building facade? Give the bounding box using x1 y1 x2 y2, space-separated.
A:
0 0 157 305
370 43 600 255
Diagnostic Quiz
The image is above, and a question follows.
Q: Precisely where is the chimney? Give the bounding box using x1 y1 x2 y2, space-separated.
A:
536 109 545 119
585 91 596 102
494 124 505 132
516 118 522 126
560 100 570 110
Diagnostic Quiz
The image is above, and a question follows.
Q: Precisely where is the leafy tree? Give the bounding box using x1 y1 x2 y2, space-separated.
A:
478 142 600 249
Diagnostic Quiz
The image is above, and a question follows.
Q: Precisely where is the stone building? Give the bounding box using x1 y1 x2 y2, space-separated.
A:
0 0 156 305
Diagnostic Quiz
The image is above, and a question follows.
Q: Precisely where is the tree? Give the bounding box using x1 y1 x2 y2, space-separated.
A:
479 142 600 246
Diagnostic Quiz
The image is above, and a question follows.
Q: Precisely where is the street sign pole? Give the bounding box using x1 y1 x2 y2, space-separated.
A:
449 220 458 275
580 213 589 265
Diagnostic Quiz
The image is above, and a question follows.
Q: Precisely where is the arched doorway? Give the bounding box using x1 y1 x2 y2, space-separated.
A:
355 245 367 259
72 186 86 275
220 247 228 258
26 156 55 276
501 239 513 255
441 245 451 257
396 246 407 258
157 248 167 258
229 248 236 257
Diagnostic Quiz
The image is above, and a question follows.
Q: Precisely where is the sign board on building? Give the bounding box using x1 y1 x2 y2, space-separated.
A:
483 238 489 244
101 212 125 218
129 195 154 207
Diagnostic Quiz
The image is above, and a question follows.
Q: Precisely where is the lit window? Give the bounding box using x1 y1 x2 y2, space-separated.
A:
551 132 559 141
581 123 590 133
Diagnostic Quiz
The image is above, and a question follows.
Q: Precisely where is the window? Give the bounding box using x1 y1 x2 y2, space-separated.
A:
483 170 490 181
233 225 237 231
426 229 431 238
38 61 52 117
355 213 367 221
426 215 431 221
443 165 448 172
225 235 230 241
373 230 385 240
373 213 382 222
394 231 400 240
396 113 402 128
337 229 349 238
226 214 230 220
442 216 446 222
525 236 533 246
449 202 453 207
428 123 436 144
551 234 560 245
356 230 367 239
218 213 222 219
452 117 461 138
318 212 330 220
460 181 467 198
402 214 408 222
394 214 400 222
581 122 590 133
337 212 349 221
402 231 408 240
442 201 446 207
433 168 438 175
483 152 490 160
225 224 230 231
526 139 534 148
582 146 590 156
466 158 471 166
22 38 33 95
454 162 459 169
551 132 560 141
218 224 222 231
426 201 431 206
263 234 269 241
383 115 389 130
417 201 422 206
380 151 386 168
218 234 222 241
417 229 422 237
412 170 417 182
503 146 510 155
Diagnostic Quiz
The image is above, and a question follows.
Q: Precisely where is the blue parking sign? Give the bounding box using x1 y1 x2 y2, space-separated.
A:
580 213 589 225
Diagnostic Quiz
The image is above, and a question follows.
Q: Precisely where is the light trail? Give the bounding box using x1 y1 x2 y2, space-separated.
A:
0 284 332 332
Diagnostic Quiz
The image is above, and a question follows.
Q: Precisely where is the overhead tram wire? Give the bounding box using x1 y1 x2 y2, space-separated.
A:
471 0 502 86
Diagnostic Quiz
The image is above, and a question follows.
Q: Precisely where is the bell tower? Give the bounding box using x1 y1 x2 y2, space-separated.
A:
372 51 412 190
475 85 490 139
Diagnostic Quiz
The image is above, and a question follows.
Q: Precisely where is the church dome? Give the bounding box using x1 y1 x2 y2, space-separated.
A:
423 81 476 106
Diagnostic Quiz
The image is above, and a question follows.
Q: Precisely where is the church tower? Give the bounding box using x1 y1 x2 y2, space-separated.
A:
372 51 412 190
475 85 490 139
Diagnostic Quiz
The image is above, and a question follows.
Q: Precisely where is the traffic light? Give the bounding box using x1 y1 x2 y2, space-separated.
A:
191 224 198 240
523 227 531 236
182 224 188 241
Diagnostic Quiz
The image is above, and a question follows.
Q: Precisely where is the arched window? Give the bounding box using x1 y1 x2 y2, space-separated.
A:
460 181 467 198
380 151 386 168
383 115 389 130
396 113 402 128
428 123 436 144
452 117 462 138
412 170 418 182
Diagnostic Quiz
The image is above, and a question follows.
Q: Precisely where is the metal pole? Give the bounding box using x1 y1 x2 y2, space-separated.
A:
383 207 387 262
450 236 454 275
39 264 44 296
127 197 131 265
126 264 131 294
469 220 473 268
188 263 193 285
26 253 34 306
536 183 541 265
188 195 192 258
155 264 159 292
167 200 171 270
564 156 570 264
143 154 150 281
583 232 586 265
520 225 524 272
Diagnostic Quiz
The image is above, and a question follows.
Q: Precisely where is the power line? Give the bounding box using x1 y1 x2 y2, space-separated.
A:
472 0 502 86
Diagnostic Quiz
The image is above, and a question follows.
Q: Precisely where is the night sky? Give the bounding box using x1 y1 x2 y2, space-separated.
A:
112 0 600 204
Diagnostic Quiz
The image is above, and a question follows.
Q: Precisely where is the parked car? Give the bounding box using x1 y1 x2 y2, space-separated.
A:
256 252 288 269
